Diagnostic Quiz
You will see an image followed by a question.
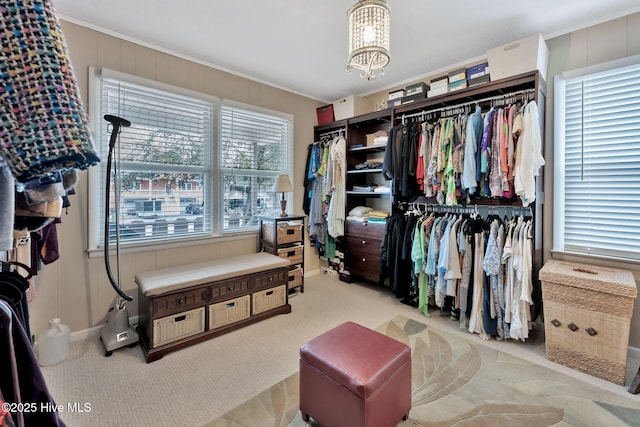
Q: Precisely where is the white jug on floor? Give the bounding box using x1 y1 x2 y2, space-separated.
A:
37 318 70 366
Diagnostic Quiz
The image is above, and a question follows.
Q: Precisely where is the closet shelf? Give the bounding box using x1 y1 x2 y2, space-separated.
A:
346 191 390 197
348 145 386 153
347 168 383 174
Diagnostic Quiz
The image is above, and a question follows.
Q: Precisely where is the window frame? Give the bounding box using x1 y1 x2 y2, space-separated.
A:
87 68 293 253
553 54 640 264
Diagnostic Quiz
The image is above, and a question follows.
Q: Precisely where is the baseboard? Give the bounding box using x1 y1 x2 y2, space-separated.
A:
629 345 640 360
69 315 140 343
304 268 320 277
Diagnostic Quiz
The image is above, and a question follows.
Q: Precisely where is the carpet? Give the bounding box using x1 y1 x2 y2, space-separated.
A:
205 315 640 427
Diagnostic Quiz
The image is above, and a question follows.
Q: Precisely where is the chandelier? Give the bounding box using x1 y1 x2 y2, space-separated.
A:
347 0 390 81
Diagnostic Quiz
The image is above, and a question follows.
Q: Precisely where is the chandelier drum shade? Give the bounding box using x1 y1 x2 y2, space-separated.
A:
347 0 390 81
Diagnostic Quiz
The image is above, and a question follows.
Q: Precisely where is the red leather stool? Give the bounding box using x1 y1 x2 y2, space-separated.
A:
299 322 411 427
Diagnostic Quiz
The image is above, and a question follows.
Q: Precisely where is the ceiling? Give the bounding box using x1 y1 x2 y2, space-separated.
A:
54 0 640 103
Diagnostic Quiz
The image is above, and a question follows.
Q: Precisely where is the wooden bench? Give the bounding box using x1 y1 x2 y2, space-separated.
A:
135 252 291 362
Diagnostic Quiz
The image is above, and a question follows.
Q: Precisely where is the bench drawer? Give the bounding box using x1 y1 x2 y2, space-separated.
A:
209 295 251 330
253 285 287 315
152 287 207 318
253 268 288 291
152 307 205 348
209 276 251 302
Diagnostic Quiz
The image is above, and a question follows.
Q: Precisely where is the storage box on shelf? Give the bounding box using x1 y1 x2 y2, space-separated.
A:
259 215 306 293
333 95 368 120
487 33 549 81
539 260 637 385
316 104 335 125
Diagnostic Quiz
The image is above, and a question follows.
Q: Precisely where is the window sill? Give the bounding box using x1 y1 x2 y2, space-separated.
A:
549 249 640 274
87 231 258 258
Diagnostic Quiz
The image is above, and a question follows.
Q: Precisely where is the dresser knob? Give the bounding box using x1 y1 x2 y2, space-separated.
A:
362 240 367 244
362 258 366 262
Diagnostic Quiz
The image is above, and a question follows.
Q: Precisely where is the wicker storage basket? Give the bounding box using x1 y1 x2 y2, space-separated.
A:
152 307 205 348
274 245 304 265
209 295 250 330
262 221 303 245
288 267 303 290
539 260 637 385
253 285 286 315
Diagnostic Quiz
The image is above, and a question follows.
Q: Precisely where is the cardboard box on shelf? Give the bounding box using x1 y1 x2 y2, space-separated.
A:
405 82 429 96
333 95 369 120
448 79 468 92
429 75 448 90
427 87 448 98
401 92 427 105
447 68 467 84
468 74 491 87
366 130 389 146
487 33 549 81
388 89 405 100
466 62 489 80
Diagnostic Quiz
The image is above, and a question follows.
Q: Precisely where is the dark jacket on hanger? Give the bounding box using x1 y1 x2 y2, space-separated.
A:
0 301 66 427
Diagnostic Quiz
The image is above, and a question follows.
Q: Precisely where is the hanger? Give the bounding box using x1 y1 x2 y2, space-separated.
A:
1 260 34 280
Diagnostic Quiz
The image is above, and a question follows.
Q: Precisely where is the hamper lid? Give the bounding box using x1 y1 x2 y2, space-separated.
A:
539 260 637 298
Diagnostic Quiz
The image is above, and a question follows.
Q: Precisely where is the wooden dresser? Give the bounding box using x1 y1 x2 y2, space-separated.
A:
344 219 386 283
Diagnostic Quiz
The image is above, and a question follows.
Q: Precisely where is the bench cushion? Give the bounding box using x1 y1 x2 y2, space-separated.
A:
135 252 290 297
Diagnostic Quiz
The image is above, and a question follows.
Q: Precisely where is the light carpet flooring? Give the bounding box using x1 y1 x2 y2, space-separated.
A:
41 273 640 427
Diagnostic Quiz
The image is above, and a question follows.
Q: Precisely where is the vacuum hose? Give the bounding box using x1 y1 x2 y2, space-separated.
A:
103 114 133 302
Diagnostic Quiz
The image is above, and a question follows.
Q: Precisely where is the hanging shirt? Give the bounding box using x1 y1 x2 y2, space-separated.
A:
514 101 545 207
327 136 346 238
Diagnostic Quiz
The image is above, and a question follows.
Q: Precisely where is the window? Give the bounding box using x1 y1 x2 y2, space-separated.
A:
220 101 293 230
88 69 292 250
553 56 640 261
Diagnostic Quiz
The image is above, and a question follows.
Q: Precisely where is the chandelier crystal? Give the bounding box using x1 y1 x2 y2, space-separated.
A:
347 0 390 81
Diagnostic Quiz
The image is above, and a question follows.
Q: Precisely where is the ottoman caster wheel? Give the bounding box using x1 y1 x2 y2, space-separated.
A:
301 411 310 422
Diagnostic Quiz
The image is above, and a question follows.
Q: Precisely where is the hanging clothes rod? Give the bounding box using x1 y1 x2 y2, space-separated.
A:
400 88 536 122
318 127 346 140
403 202 533 218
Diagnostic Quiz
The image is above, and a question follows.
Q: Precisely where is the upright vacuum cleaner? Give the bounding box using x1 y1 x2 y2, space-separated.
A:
99 114 139 357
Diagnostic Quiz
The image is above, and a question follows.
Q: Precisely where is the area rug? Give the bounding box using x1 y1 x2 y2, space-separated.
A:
204 315 640 427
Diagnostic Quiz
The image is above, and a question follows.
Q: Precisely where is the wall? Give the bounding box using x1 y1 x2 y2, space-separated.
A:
362 12 640 348
28 21 323 336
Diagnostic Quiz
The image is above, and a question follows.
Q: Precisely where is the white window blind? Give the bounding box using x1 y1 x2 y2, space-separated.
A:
88 69 293 249
219 103 292 231
92 72 216 247
555 59 640 260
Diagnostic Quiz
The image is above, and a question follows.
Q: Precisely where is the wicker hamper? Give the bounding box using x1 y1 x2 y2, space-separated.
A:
539 260 637 385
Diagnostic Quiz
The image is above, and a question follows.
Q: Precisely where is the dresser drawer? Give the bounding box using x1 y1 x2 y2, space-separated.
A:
253 268 288 291
152 287 207 318
345 220 386 239
344 236 382 258
209 276 251 303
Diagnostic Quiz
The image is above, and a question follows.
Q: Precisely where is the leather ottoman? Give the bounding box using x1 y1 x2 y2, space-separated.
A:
299 321 411 427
